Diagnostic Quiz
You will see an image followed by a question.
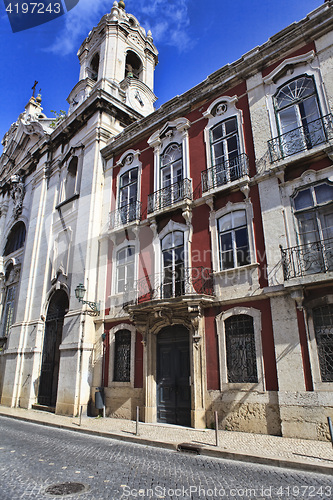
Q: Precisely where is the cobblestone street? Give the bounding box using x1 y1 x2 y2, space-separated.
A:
0 416 332 499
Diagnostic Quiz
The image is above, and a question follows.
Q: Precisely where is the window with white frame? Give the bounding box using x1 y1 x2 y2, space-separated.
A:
113 329 132 382
218 210 250 270
215 307 264 390
225 314 258 383
313 304 333 383
1 264 18 338
273 75 324 157
65 157 78 200
147 118 191 214
161 231 184 298
116 246 135 294
119 167 138 224
109 324 136 386
202 96 247 192
292 182 333 274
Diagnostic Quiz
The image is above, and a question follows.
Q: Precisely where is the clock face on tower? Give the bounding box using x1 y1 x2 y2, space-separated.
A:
128 87 150 113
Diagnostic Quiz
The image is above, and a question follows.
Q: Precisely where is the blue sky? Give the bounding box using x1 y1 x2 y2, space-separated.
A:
0 0 324 148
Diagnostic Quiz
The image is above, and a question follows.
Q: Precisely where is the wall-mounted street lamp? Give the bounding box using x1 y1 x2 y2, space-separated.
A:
75 283 100 315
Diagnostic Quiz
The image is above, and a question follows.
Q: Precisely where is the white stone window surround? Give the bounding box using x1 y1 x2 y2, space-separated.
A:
209 200 257 275
108 323 136 387
114 149 142 211
280 169 333 249
147 118 191 193
87 51 100 81
263 51 330 141
57 152 83 208
203 95 246 171
0 258 21 337
215 306 265 392
152 220 191 296
110 238 139 299
305 294 333 391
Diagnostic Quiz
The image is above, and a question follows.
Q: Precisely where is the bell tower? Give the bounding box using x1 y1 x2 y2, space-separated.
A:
67 1 158 117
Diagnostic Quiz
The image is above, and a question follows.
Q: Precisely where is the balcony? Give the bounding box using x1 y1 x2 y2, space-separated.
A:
268 114 333 163
127 267 214 306
201 154 249 193
280 238 333 280
147 178 192 214
109 201 141 230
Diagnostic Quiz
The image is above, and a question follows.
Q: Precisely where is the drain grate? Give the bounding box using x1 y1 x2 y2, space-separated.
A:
45 482 89 497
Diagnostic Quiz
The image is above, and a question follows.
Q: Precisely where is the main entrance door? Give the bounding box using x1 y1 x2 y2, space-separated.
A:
157 325 191 426
38 290 68 408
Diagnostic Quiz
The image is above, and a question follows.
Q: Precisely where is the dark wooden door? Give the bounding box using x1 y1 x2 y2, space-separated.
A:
157 326 191 426
38 290 68 408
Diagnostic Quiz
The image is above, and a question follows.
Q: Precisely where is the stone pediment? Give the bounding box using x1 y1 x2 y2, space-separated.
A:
1 107 49 177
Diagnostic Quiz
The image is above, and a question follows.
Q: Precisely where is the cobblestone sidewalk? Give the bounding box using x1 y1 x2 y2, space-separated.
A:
0 405 332 476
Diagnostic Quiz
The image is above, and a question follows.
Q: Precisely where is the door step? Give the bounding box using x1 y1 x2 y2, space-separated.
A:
31 404 56 414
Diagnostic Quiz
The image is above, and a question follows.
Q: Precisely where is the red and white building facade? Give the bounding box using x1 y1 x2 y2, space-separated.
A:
1 2 333 440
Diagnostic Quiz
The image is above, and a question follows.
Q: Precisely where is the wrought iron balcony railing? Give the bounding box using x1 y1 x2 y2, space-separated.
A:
109 201 141 230
147 178 192 214
268 114 333 163
280 237 333 280
201 154 249 193
126 267 214 305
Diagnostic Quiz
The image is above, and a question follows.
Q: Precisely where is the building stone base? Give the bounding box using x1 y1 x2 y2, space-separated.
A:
278 391 333 441
207 390 282 436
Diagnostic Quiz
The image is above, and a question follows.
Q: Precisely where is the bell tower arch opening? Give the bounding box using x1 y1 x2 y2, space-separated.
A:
38 289 69 409
89 53 100 82
125 50 142 81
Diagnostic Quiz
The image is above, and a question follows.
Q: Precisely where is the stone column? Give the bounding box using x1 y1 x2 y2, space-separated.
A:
189 303 207 428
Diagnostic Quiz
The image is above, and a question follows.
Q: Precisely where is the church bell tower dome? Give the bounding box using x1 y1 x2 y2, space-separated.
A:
67 1 158 117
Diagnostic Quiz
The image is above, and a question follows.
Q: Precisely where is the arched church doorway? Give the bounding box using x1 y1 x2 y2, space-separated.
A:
38 290 69 408
157 325 191 426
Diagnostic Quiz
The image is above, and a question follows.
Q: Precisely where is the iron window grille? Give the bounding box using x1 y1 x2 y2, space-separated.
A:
313 305 333 382
109 200 141 229
131 267 214 305
147 178 192 213
114 330 131 382
225 315 258 383
202 153 249 192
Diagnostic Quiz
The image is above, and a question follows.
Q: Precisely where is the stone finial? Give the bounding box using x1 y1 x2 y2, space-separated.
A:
147 30 153 42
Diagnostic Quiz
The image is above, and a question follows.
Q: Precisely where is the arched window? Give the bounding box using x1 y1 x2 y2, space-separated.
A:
225 314 258 383
113 329 131 382
161 231 184 298
1 264 17 338
116 246 135 294
90 53 100 82
292 181 333 275
125 51 142 80
313 305 333 382
3 221 26 256
274 75 324 156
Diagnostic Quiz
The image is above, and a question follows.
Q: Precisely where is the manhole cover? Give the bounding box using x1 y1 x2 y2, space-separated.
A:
45 482 89 497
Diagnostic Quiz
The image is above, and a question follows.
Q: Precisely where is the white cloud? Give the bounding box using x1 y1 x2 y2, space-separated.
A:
46 0 192 55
